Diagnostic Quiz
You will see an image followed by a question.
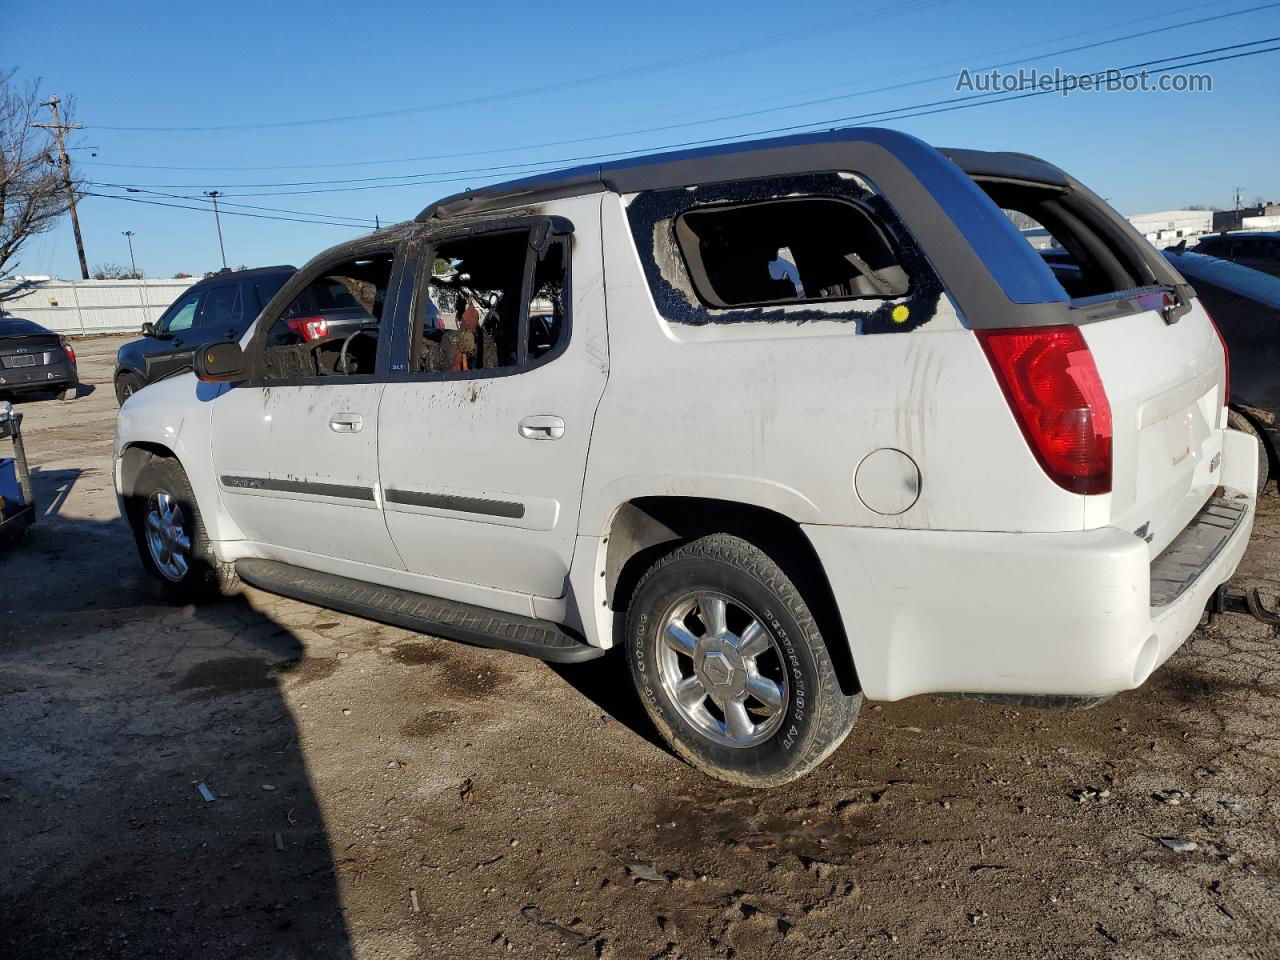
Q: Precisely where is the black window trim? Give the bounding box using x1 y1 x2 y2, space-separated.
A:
671 193 912 312
394 214 574 384
240 242 407 389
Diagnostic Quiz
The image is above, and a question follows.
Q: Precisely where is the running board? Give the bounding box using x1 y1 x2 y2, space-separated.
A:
235 558 604 663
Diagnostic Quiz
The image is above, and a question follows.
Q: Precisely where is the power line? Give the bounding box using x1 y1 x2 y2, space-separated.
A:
88 183 379 224
82 191 375 229
89 37 1280 201
86 0 951 132
78 0 1278 174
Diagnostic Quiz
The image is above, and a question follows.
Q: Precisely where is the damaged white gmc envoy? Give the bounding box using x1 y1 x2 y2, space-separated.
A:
115 129 1256 786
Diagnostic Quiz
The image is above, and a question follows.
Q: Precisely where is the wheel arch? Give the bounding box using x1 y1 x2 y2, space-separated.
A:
119 441 178 507
602 496 860 696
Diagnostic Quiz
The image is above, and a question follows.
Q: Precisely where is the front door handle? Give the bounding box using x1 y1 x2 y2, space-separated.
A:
518 415 564 440
329 413 364 433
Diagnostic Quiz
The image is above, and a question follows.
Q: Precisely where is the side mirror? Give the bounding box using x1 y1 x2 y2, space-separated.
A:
142 321 159 337
194 340 246 383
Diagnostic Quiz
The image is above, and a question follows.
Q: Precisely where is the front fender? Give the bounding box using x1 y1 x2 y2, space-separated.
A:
115 374 245 545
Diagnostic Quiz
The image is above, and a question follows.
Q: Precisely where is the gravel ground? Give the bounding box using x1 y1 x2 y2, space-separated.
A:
2 334 1279 960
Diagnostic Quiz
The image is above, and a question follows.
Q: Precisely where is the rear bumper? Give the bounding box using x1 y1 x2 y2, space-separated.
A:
805 428 1258 702
0 360 77 393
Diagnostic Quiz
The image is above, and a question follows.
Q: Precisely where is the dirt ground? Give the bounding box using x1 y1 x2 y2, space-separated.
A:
2 334 1279 960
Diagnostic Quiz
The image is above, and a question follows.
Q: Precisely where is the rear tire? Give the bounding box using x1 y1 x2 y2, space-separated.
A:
1228 408 1270 495
625 533 861 787
115 372 144 406
127 456 217 601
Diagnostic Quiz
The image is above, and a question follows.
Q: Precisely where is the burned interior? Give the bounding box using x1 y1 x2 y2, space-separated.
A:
259 251 395 381
626 172 943 331
414 224 568 375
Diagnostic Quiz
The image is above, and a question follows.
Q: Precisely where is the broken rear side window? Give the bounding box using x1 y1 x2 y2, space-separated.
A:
982 180 1156 300
625 173 944 332
674 197 910 309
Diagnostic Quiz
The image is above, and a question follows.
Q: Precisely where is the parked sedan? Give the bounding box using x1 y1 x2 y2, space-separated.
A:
114 265 295 404
0 315 79 401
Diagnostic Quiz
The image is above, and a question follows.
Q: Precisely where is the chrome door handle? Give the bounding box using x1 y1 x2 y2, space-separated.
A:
329 413 364 433
518 415 564 440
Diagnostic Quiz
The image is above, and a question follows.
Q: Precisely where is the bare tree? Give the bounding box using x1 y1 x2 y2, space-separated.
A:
92 262 142 280
0 71 73 305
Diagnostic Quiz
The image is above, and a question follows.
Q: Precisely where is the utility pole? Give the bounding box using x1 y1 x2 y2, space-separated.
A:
33 97 89 280
203 191 228 270
122 230 149 320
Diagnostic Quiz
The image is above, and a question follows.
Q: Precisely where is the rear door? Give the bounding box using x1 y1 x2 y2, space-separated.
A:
377 200 608 600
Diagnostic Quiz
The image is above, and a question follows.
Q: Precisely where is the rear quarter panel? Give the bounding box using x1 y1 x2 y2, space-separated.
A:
580 195 1087 535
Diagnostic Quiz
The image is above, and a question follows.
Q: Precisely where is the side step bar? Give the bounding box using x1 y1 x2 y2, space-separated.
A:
235 558 604 663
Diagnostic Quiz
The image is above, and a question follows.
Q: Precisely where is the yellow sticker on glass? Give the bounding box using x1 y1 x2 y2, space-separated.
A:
892 304 910 324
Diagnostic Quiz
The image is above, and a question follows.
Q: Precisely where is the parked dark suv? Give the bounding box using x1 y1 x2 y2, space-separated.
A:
114 266 295 404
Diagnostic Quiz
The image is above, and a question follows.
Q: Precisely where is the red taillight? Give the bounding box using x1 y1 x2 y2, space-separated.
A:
60 336 76 366
285 315 329 342
1206 307 1230 404
976 325 1113 495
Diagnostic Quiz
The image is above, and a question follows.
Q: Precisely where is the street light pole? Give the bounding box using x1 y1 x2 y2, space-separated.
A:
203 190 228 270
122 230 149 321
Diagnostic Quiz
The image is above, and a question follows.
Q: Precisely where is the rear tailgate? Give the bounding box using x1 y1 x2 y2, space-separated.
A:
1081 298 1227 558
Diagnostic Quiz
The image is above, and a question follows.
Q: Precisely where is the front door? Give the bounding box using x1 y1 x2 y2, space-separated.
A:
209 246 406 569
378 201 608 599
145 287 205 382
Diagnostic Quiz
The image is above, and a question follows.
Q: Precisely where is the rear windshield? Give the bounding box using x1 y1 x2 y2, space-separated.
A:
978 180 1158 300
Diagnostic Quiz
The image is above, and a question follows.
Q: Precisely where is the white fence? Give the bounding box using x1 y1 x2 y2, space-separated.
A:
1 278 197 336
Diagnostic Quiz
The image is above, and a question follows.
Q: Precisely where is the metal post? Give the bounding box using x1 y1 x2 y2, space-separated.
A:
122 230 149 322
204 191 228 269
67 279 87 336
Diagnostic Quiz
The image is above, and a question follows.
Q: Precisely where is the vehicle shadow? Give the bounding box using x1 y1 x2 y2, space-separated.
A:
3 382 96 405
546 649 675 756
0 511 354 960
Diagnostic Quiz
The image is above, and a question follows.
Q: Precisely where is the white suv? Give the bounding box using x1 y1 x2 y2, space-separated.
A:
115 128 1257 786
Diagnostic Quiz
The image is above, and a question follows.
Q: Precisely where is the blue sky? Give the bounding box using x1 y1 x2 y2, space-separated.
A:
8 0 1280 279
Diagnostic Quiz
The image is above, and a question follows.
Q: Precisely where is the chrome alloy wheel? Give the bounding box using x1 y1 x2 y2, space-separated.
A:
657 593 789 748
144 490 191 582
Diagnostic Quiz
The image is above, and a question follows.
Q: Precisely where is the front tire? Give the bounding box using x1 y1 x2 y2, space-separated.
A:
625 534 861 787
115 372 144 406
128 457 216 600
